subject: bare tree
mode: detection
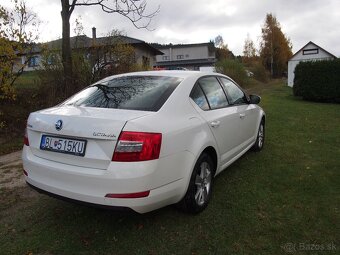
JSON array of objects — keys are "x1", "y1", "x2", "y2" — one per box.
[
  {"x1": 243, "y1": 33, "x2": 257, "y2": 64},
  {"x1": 60, "y1": 0, "x2": 159, "y2": 92}
]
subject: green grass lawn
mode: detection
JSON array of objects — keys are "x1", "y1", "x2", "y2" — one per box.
[
  {"x1": 0, "y1": 81, "x2": 339, "y2": 254},
  {"x1": 13, "y1": 71, "x2": 40, "y2": 89}
]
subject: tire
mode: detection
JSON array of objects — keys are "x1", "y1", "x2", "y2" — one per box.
[
  {"x1": 252, "y1": 120, "x2": 265, "y2": 151},
  {"x1": 177, "y1": 153, "x2": 214, "y2": 214}
]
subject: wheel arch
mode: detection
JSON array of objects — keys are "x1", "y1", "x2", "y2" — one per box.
[
  {"x1": 261, "y1": 113, "x2": 266, "y2": 124},
  {"x1": 201, "y1": 146, "x2": 218, "y2": 176},
  {"x1": 178, "y1": 143, "x2": 219, "y2": 202},
  {"x1": 176, "y1": 144, "x2": 219, "y2": 209}
]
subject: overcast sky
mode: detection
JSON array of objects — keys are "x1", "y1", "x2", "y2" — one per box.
[{"x1": 3, "y1": 0, "x2": 340, "y2": 56}]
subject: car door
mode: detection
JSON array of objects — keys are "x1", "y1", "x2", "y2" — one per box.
[
  {"x1": 219, "y1": 77, "x2": 258, "y2": 148},
  {"x1": 190, "y1": 76, "x2": 242, "y2": 166}
]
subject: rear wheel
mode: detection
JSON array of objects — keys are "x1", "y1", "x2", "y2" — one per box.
[
  {"x1": 178, "y1": 153, "x2": 214, "y2": 213},
  {"x1": 252, "y1": 120, "x2": 265, "y2": 151}
]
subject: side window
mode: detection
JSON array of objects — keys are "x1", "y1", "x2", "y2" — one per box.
[
  {"x1": 199, "y1": 77, "x2": 229, "y2": 109},
  {"x1": 220, "y1": 78, "x2": 247, "y2": 105},
  {"x1": 190, "y1": 85, "x2": 210, "y2": 110}
]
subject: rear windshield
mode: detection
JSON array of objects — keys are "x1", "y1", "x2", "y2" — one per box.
[{"x1": 62, "y1": 76, "x2": 183, "y2": 111}]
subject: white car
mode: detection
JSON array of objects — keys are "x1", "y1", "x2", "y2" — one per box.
[{"x1": 22, "y1": 71, "x2": 265, "y2": 214}]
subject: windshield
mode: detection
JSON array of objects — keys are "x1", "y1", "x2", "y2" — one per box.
[{"x1": 62, "y1": 76, "x2": 183, "y2": 111}]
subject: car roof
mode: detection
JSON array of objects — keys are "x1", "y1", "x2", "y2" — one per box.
[
  {"x1": 94, "y1": 71, "x2": 231, "y2": 88},
  {"x1": 105, "y1": 70, "x2": 220, "y2": 79}
]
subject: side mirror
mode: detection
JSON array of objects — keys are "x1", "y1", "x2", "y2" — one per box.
[{"x1": 249, "y1": 94, "x2": 261, "y2": 104}]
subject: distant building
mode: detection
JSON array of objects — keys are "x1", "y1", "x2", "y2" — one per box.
[
  {"x1": 154, "y1": 42, "x2": 216, "y2": 70},
  {"x1": 13, "y1": 45, "x2": 41, "y2": 72},
  {"x1": 14, "y1": 27, "x2": 163, "y2": 72},
  {"x1": 288, "y1": 41, "x2": 337, "y2": 87}
]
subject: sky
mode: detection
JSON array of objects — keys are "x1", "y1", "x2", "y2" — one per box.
[{"x1": 2, "y1": 0, "x2": 340, "y2": 56}]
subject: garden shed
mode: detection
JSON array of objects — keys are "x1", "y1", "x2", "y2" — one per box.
[{"x1": 288, "y1": 41, "x2": 336, "y2": 87}]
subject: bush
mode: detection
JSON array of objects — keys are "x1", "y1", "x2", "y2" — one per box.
[
  {"x1": 215, "y1": 59, "x2": 249, "y2": 87},
  {"x1": 248, "y1": 61, "x2": 270, "y2": 83},
  {"x1": 294, "y1": 59, "x2": 340, "y2": 103}
]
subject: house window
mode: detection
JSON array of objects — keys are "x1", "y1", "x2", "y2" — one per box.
[
  {"x1": 162, "y1": 56, "x2": 170, "y2": 61},
  {"x1": 28, "y1": 56, "x2": 39, "y2": 67},
  {"x1": 177, "y1": 55, "x2": 184, "y2": 59},
  {"x1": 185, "y1": 54, "x2": 189, "y2": 58},
  {"x1": 303, "y1": 49, "x2": 319, "y2": 55}
]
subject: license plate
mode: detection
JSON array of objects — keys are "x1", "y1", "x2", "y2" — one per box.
[{"x1": 40, "y1": 135, "x2": 87, "y2": 157}]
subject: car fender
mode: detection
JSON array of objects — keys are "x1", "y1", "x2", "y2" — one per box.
[
  {"x1": 254, "y1": 107, "x2": 266, "y2": 138},
  {"x1": 177, "y1": 121, "x2": 220, "y2": 201}
]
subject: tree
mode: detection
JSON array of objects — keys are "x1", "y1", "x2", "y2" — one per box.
[
  {"x1": 0, "y1": 0, "x2": 39, "y2": 100},
  {"x1": 90, "y1": 31, "x2": 137, "y2": 81},
  {"x1": 243, "y1": 34, "x2": 256, "y2": 64},
  {"x1": 60, "y1": 0, "x2": 159, "y2": 93},
  {"x1": 214, "y1": 35, "x2": 234, "y2": 61},
  {"x1": 39, "y1": 19, "x2": 142, "y2": 105},
  {"x1": 259, "y1": 13, "x2": 292, "y2": 77},
  {"x1": 214, "y1": 35, "x2": 224, "y2": 49}
]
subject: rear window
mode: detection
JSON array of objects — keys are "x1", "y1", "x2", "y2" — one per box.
[{"x1": 62, "y1": 76, "x2": 183, "y2": 111}]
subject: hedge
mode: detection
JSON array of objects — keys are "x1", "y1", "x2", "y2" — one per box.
[{"x1": 293, "y1": 59, "x2": 340, "y2": 103}]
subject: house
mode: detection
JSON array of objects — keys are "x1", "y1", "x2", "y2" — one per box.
[
  {"x1": 153, "y1": 42, "x2": 216, "y2": 70},
  {"x1": 11, "y1": 44, "x2": 41, "y2": 73},
  {"x1": 288, "y1": 41, "x2": 337, "y2": 87},
  {"x1": 15, "y1": 27, "x2": 163, "y2": 72}
]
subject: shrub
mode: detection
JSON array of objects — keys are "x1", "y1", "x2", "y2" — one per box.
[
  {"x1": 215, "y1": 59, "x2": 249, "y2": 87},
  {"x1": 293, "y1": 59, "x2": 340, "y2": 103},
  {"x1": 248, "y1": 61, "x2": 270, "y2": 83}
]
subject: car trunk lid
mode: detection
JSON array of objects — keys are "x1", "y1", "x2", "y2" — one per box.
[{"x1": 27, "y1": 106, "x2": 153, "y2": 169}]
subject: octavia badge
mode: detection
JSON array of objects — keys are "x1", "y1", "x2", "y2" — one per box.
[{"x1": 55, "y1": 120, "x2": 63, "y2": 131}]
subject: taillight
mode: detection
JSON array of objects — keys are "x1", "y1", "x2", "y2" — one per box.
[
  {"x1": 24, "y1": 127, "x2": 29, "y2": 146},
  {"x1": 112, "y1": 131, "x2": 162, "y2": 162}
]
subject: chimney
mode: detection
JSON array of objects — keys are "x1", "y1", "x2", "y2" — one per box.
[{"x1": 92, "y1": 27, "x2": 96, "y2": 45}]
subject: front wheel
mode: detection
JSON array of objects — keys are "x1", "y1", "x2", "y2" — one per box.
[
  {"x1": 252, "y1": 120, "x2": 265, "y2": 151},
  {"x1": 177, "y1": 153, "x2": 214, "y2": 213}
]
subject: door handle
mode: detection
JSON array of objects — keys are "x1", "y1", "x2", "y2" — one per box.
[
  {"x1": 210, "y1": 120, "x2": 220, "y2": 128},
  {"x1": 239, "y1": 113, "x2": 246, "y2": 119}
]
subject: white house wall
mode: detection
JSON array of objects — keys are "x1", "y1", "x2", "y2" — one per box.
[
  {"x1": 288, "y1": 60, "x2": 299, "y2": 87},
  {"x1": 290, "y1": 44, "x2": 334, "y2": 61},
  {"x1": 287, "y1": 43, "x2": 335, "y2": 87},
  {"x1": 156, "y1": 45, "x2": 210, "y2": 62}
]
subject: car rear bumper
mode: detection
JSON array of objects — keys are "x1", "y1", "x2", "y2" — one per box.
[
  {"x1": 26, "y1": 182, "x2": 135, "y2": 212},
  {"x1": 22, "y1": 146, "x2": 194, "y2": 213}
]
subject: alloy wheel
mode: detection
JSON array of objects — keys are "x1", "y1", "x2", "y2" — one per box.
[
  {"x1": 258, "y1": 124, "x2": 264, "y2": 148},
  {"x1": 194, "y1": 161, "x2": 212, "y2": 206}
]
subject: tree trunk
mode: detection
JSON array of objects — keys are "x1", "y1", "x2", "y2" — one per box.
[{"x1": 61, "y1": 0, "x2": 73, "y2": 97}]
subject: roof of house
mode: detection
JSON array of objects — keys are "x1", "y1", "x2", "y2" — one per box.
[
  {"x1": 45, "y1": 35, "x2": 163, "y2": 55},
  {"x1": 289, "y1": 41, "x2": 337, "y2": 60},
  {"x1": 152, "y1": 42, "x2": 215, "y2": 50}
]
